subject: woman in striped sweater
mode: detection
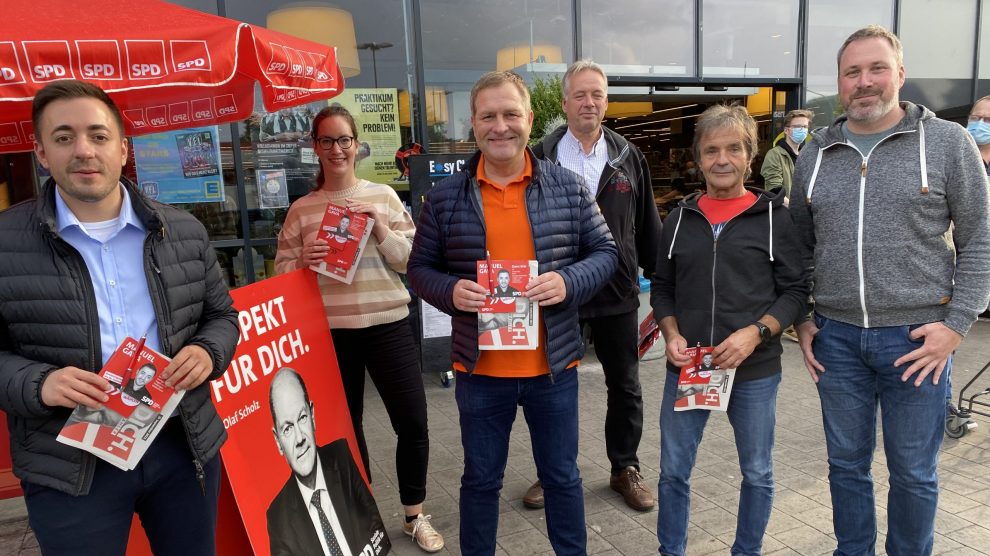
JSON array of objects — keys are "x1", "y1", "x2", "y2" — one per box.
[{"x1": 275, "y1": 105, "x2": 444, "y2": 553}]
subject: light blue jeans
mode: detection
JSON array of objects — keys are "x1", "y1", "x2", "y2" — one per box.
[
  {"x1": 657, "y1": 372, "x2": 780, "y2": 556},
  {"x1": 813, "y1": 314, "x2": 947, "y2": 556}
]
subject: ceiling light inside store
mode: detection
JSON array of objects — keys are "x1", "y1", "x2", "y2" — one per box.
[
  {"x1": 496, "y1": 43, "x2": 562, "y2": 71},
  {"x1": 267, "y1": 3, "x2": 360, "y2": 77}
]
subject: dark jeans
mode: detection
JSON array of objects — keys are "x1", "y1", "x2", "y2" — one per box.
[
  {"x1": 456, "y1": 369, "x2": 585, "y2": 556},
  {"x1": 813, "y1": 314, "x2": 946, "y2": 556},
  {"x1": 331, "y1": 316, "x2": 430, "y2": 506},
  {"x1": 585, "y1": 310, "x2": 644, "y2": 473},
  {"x1": 658, "y1": 374, "x2": 780, "y2": 556},
  {"x1": 23, "y1": 419, "x2": 220, "y2": 556}
]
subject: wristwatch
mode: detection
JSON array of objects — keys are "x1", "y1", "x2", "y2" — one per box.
[{"x1": 753, "y1": 322, "x2": 772, "y2": 347}]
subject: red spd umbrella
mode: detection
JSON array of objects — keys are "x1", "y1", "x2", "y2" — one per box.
[{"x1": 0, "y1": 0, "x2": 345, "y2": 153}]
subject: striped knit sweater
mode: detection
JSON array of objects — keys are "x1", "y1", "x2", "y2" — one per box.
[{"x1": 274, "y1": 179, "x2": 415, "y2": 329}]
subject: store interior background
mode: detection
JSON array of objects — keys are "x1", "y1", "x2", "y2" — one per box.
[{"x1": 1, "y1": 0, "x2": 987, "y2": 288}]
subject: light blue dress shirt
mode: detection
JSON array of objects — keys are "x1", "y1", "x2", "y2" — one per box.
[{"x1": 55, "y1": 185, "x2": 162, "y2": 366}]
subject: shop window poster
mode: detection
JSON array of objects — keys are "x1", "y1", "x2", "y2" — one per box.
[
  {"x1": 133, "y1": 126, "x2": 225, "y2": 204},
  {"x1": 331, "y1": 88, "x2": 403, "y2": 185}
]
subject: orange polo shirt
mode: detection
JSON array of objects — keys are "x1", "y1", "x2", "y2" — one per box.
[{"x1": 463, "y1": 153, "x2": 549, "y2": 378}]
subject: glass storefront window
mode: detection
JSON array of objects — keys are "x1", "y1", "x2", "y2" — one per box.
[
  {"x1": 581, "y1": 0, "x2": 695, "y2": 77},
  {"x1": 804, "y1": 0, "x2": 895, "y2": 127},
  {"x1": 420, "y1": 0, "x2": 574, "y2": 147},
  {"x1": 900, "y1": 0, "x2": 977, "y2": 112},
  {"x1": 701, "y1": 0, "x2": 799, "y2": 78},
  {"x1": 977, "y1": 0, "x2": 989, "y2": 97}
]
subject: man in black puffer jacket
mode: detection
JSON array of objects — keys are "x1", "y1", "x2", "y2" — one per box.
[
  {"x1": 0, "y1": 80, "x2": 238, "y2": 556},
  {"x1": 408, "y1": 71, "x2": 616, "y2": 556}
]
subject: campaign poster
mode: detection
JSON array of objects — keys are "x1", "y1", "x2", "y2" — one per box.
[
  {"x1": 212, "y1": 270, "x2": 391, "y2": 556},
  {"x1": 331, "y1": 88, "x2": 402, "y2": 185},
  {"x1": 133, "y1": 126, "x2": 224, "y2": 204}
]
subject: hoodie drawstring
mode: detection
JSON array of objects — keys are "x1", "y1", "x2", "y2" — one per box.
[
  {"x1": 918, "y1": 120, "x2": 929, "y2": 194},
  {"x1": 806, "y1": 148, "x2": 825, "y2": 204},
  {"x1": 768, "y1": 202, "x2": 774, "y2": 262},
  {"x1": 667, "y1": 209, "x2": 684, "y2": 259}
]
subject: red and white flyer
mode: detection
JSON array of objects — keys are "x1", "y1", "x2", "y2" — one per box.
[
  {"x1": 309, "y1": 202, "x2": 374, "y2": 284},
  {"x1": 477, "y1": 259, "x2": 539, "y2": 350},
  {"x1": 56, "y1": 337, "x2": 184, "y2": 470},
  {"x1": 673, "y1": 345, "x2": 736, "y2": 412}
]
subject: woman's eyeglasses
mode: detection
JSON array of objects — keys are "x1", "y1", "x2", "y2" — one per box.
[{"x1": 315, "y1": 135, "x2": 354, "y2": 150}]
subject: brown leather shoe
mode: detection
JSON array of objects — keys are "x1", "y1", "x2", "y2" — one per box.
[
  {"x1": 522, "y1": 480, "x2": 544, "y2": 509},
  {"x1": 610, "y1": 467, "x2": 655, "y2": 511}
]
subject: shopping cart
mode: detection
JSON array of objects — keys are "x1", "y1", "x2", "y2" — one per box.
[{"x1": 945, "y1": 361, "x2": 990, "y2": 438}]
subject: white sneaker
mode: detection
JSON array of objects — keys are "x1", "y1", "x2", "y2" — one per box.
[{"x1": 403, "y1": 513, "x2": 445, "y2": 553}]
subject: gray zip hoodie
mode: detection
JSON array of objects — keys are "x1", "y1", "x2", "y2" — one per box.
[{"x1": 790, "y1": 102, "x2": 990, "y2": 336}]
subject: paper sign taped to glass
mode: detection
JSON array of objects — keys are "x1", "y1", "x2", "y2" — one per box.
[{"x1": 477, "y1": 259, "x2": 539, "y2": 350}]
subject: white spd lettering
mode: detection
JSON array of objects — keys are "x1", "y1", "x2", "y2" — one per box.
[
  {"x1": 177, "y1": 58, "x2": 205, "y2": 70},
  {"x1": 171, "y1": 114, "x2": 189, "y2": 122},
  {"x1": 0, "y1": 136, "x2": 21, "y2": 144},
  {"x1": 32, "y1": 64, "x2": 66, "y2": 79},
  {"x1": 268, "y1": 62, "x2": 286, "y2": 72},
  {"x1": 149, "y1": 117, "x2": 166, "y2": 125},
  {"x1": 131, "y1": 63, "x2": 162, "y2": 77},
  {"x1": 217, "y1": 106, "x2": 236, "y2": 115},
  {"x1": 195, "y1": 110, "x2": 212, "y2": 119},
  {"x1": 0, "y1": 67, "x2": 16, "y2": 81},
  {"x1": 82, "y1": 63, "x2": 115, "y2": 78}
]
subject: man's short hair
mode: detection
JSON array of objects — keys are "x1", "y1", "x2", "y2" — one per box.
[
  {"x1": 31, "y1": 80, "x2": 125, "y2": 136},
  {"x1": 972, "y1": 96, "x2": 990, "y2": 113},
  {"x1": 783, "y1": 109, "x2": 815, "y2": 127},
  {"x1": 268, "y1": 368, "x2": 311, "y2": 428},
  {"x1": 498, "y1": 269, "x2": 510, "y2": 277},
  {"x1": 837, "y1": 25, "x2": 903, "y2": 69},
  {"x1": 562, "y1": 59, "x2": 608, "y2": 96},
  {"x1": 470, "y1": 71, "x2": 530, "y2": 116},
  {"x1": 692, "y1": 104, "x2": 759, "y2": 176}
]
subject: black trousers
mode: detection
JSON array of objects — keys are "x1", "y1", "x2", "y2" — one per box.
[
  {"x1": 24, "y1": 419, "x2": 220, "y2": 556},
  {"x1": 331, "y1": 316, "x2": 430, "y2": 506},
  {"x1": 585, "y1": 310, "x2": 644, "y2": 474}
]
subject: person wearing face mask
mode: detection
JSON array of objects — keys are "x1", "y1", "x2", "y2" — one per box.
[
  {"x1": 760, "y1": 109, "x2": 814, "y2": 201},
  {"x1": 968, "y1": 95, "x2": 990, "y2": 174}
]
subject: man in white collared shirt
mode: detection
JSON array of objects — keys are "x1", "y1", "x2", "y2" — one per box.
[
  {"x1": 266, "y1": 368, "x2": 389, "y2": 556},
  {"x1": 530, "y1": 60, "x2": 662, "y2": 512}
]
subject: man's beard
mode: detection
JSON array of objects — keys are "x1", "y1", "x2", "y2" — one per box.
[{"x1": 845, "y1": 89, "x2": 898, "y2": 125}]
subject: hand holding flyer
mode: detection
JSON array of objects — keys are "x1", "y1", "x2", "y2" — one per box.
[
  {"x1": 57, "y1": 337, "x2": 184, "y2": 470},
  {"x1": 477, "y1": 259, "x2": 539, "y2": 350},
  {"x1": 310, "y1": 202, "x2": 374, "y2": 284},
  {"x1": 673, "y1": 345, "x2": 736, "y2": 411}
]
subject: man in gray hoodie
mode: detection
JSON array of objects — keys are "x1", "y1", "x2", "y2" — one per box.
[{"x1": 790, "y1": 25, "x2": 990, "y2": 556}]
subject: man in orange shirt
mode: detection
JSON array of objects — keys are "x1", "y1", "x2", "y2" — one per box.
[{"x1": 408, "y1": 71, "x2": 617, "y2": 555}]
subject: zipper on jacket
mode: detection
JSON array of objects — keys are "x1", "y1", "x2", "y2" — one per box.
[
  {"x1": 144, "y1": 231, "x2": 172, "y2": 342},
  {"x1": 43, "y1": 232, "x2": 101, "y2": 494},
  {"x1": 857, "y1": 158, "x2": 869, "y2": 327},
  {"x1": 193, "y1": 457, "x2": 206, "y2": 495},
  {"x1": 833, "y1": 128, "x2": 914, "y2": 329}
]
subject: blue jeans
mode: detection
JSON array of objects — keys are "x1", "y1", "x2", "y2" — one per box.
[
  {"x1": 813, "y1": 315, "x2": 947, "y2": 556},
  {"x1": 23, "y1": 419, "x2": 220, "y2": 556},
  {"x1": 657, "y1": 372, "x2": 780, "y2": 556},
  {"x1": 456, "y1": 369, "x2": 585, "y2": 556}
]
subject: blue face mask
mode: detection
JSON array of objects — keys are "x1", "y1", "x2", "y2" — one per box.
[
  {"x1": 789, "y1": 127, "x2": 808, "y2": 144},
  {"x1": 967, "y1": 120, "x2": 990, "y2": 145}
]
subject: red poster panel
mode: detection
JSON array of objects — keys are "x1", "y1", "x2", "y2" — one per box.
[{"x1": 210, "y1": 269, "x2": 391, "y2": 556}]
